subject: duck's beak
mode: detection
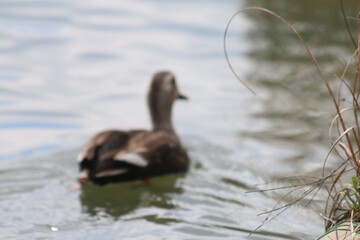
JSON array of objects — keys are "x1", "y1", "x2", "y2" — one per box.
[
  {"x1": 177, "y1": 93, "x2": 189, "y2": 100},
  {"x1": 78, "y1": 169, "x2": 89, "y2": 185}
]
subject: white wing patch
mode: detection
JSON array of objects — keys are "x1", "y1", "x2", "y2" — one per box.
[
  {"x1": 77, "y1": 150, "x2": 86, "y2": 163},
  {"x1": 95, "y1": 169, "x2": 128, "y2": 178},
  {"x1": 114, "y1": 148, "x2": 148, "y2": 167}
]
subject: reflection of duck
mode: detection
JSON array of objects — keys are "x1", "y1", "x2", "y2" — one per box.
[
  {"x1": 77, "y1": 71, "x2": 190, "y2": 185},
  {"x1": 80, "y1": 174, "x2": 182, "y2": 218}
]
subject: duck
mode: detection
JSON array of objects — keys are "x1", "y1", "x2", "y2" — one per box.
[{"x1": 77, "y1": 71, "x2": 190, "y2": 186}]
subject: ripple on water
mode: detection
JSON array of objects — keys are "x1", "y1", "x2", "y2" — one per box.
[
  {"x1": 0, "y1": 165, "x2": 61, "y2": 197},
  {"x1": 0, "y1": 0, "x2": 339, "y2": 238},
  {"x1": 0, "y1": 143, "x2": 319, "y2": 240}
]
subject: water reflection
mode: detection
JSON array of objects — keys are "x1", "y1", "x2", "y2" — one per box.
[
  {"x1": 242, "y1": 0, "x2": 357, "y2": 156},
  {"x1": 80, "y1": 174, "x2": 183, "y2": 219},
  {"x1": 237, "y1": 0, "x2": 358, "y2": 234},
  {"x1": 244, "y1": 0, "x2": 357, "y2": 93}
]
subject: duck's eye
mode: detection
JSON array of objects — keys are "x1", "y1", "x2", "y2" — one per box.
[{"x1": 170, "y1": 78, "x2": 176, "y2": 85}]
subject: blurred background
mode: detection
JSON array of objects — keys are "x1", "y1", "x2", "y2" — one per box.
[{"x1": 0, "y1": 0, "x2": 357, "y2": 239}]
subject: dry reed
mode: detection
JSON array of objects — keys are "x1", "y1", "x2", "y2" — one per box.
[{"x1": 224, "y1": 3, "x2": 360, "y2": 236}]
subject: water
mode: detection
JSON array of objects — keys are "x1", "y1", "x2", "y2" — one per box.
[{"x1": 0, "y1": 0, "x2": 357, "y2": 239}]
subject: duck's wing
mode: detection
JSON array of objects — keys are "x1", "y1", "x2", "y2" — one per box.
[
  {"x1": 111, "y1": 131, "x2": 189, "y2": 177},
  {"x1": 78, "y1": 130, "x2": 188, "y2": 185},
  {"x1": 77, "y1": 130, "x2": 149, "y2": 182},
  {"x1": 77, "y1": 130, "x2": 130, "y2": 164}
]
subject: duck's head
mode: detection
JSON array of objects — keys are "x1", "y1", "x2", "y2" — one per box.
[{"x1": 147, "y1": 71, "x2": 188, "y2": 132}]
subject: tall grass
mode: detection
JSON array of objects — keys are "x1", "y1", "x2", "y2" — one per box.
[{"x1": 224, "y1": 3, "x2": 360, "y2": 234}]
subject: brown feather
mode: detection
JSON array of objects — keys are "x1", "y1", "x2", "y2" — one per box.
[{"x1": 77, "y1": 71, "x2": 189, "y2": 185}]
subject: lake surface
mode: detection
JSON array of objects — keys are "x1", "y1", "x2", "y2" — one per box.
[{"x1": 0, "y1": 0, "x2": 357, "y2": 239}]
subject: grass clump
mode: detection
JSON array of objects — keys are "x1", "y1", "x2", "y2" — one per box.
[{"x1": 224, "y1": 1, "x2": 360, "y2": 236}]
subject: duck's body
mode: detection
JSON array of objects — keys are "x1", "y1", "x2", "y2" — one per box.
[{"x1": 77, "y1": 71, "x2": 189, "y2": 185}]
